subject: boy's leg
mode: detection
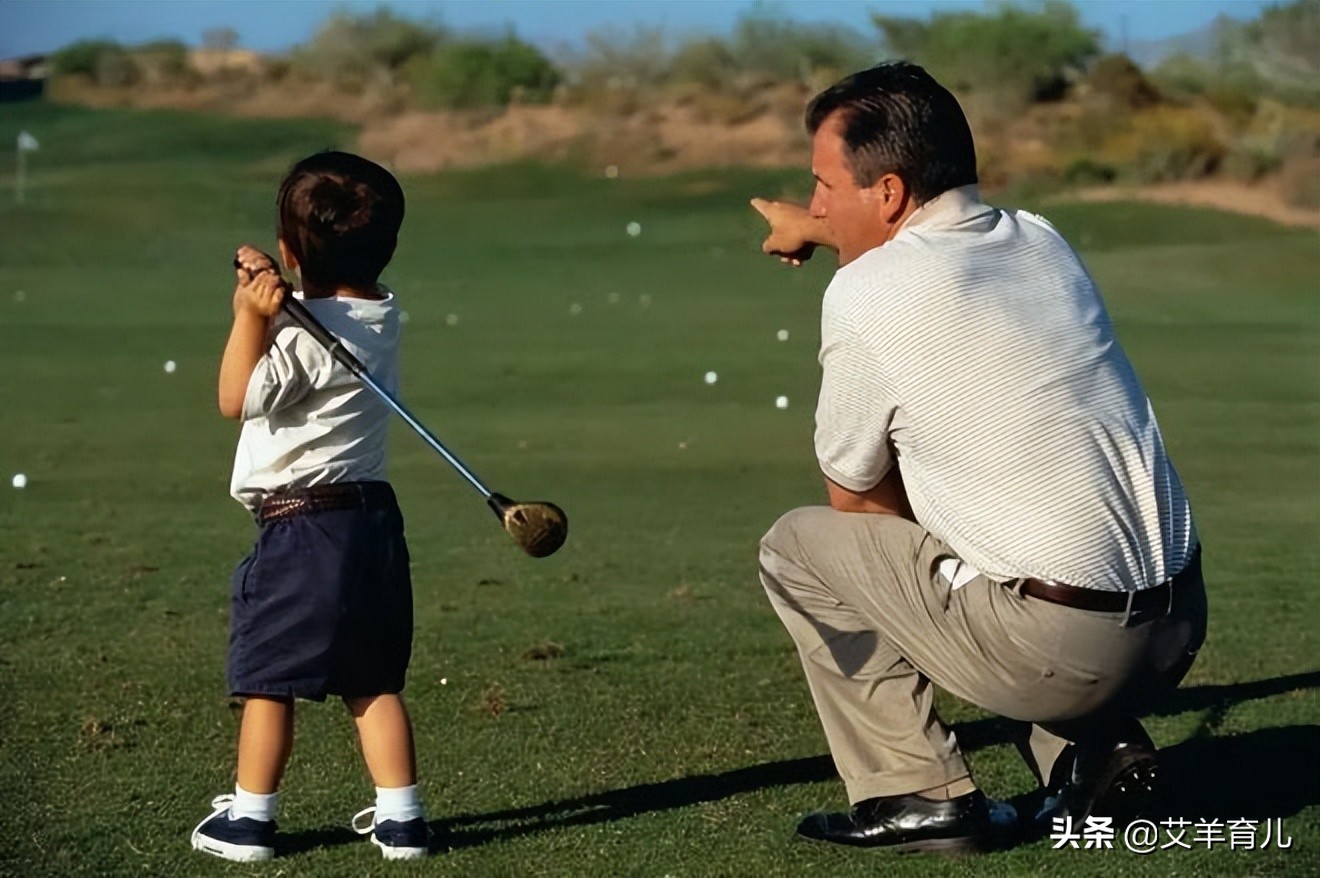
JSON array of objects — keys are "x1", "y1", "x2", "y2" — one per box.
[
  {"x1": 346, "y1": 693, "x2": 429, "y2": 859},
  {"x1": 345, "y1": 693, "x2": 417, "y2": 787},
  {"x1": 192, "y1": 695, "x2": 292, "y2": 862},
  {"x1": 237, "y1": 695, "x2": 296, "y2": 793}
]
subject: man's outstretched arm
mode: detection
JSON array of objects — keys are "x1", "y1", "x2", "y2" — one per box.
[{"x1": 750, "y1": 198, "x2": 837, "y2": 266}]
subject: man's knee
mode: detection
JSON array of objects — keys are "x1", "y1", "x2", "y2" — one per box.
[{"x1": 759, "y1": 506, "x2": 832, "y2": 565}]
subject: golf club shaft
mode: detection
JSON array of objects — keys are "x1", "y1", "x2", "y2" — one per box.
[{"x1": 282, "y1": 295, "x2": 494, "y2": 499}]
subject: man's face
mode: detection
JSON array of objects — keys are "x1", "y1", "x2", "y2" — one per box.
[{"x1": 808, "y1": 115, "x2": 893, "y2": 266}]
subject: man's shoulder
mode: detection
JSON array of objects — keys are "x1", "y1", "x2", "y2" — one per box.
[{"x1": 827, "y1": 234, "x2": 961, "y2": 310}]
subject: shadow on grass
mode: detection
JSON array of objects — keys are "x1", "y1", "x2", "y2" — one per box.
[
  {"x1": 276, "y1": 825, "x2": 360, "y2": 857},
  {"x1": 431, "y1": 670, "x2": 1320, "y2": 852}
]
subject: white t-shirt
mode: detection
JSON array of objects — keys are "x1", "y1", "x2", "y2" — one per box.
[
  {"x1": 814, "y1": 186, "x2": 1196, "y2": 592},
  {"x1": 230, "y1": 289, "x2": 401, "y2": 512}
]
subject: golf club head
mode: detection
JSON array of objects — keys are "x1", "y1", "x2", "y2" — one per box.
[{"x1": 487, "y1": 493, "x2": 568, "y2": 558}]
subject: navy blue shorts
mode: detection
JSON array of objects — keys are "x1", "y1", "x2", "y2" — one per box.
[{"x1": 227, "y1": 481, "x2": 413, "y2": 702}]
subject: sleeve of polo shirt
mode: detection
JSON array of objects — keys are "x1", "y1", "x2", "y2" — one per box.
[
  {"x1": 814, "y1": 307, "x2": 896, "y2": 492},
  {"x1": 240, "y1": 324, "x2": 339, "y2": 420}
]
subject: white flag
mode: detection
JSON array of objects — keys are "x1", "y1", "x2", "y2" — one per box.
[{"x1": 17, "y1": 131, "x2": 39, "y2": 152}]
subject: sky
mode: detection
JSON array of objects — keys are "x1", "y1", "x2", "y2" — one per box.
[{"x1": 0, "y1": 0, "x2": 1280, "y2": 59}]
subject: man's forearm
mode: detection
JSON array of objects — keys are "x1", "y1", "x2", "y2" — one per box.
[
  {"x1": 825, "y1": 469, "x2": 912, "y2": 519},
  {"x1": 799, "y1": 214, "x2": 837, "y2": 251}
]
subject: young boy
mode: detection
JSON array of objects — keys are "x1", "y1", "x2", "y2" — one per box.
[{"x1": 191, "y1": 151, "x2": 428, "y2": 862}]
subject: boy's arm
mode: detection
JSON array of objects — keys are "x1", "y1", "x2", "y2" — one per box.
[{"x1": 218, "y1": 266, "x2": 287, "y2": 418}]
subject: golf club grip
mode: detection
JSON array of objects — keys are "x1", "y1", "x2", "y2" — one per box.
[{"x1": 281, "y1": 295, "x2": 366, "y2": 377}]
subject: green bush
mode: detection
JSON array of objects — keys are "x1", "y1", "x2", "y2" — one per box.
[
  {"x1": 408, "y1": 35, "x2": 559, "y2": 109},
  {"x1": 134, "y1": 38, "x2": 191, "y2": 84},
  {"x1": 1154, "y1": 2, "x2": 1320, "y2": 109},
  {"x1": 50, "y1": 39, "x2": 135, "y2": 83},
  {"x1": 729, "y1": 6, "x2": 875, "y2": 83},
  {"x1": 1063, "y1": 157, "x2": 1117, "y2": 185},
  {"x1": 1086, "y1": 54, "x2": 1161, "y2": 110},
  {"x1": 294, "y1": 8, "x2": 443, "y2": 86},
  {"x1": 874, "y1": 0, "x2": 1099, "y2": 108},
  {"x1": 670, "y1": 38, "x2": 740, "y2": 90},
  {"x1": 568, "y1": 25, "x2": 672, "y2": 91}
]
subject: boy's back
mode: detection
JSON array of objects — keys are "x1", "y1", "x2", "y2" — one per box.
[{"x1": 231, "y1": 292, "x2": 401, "y2": 510}]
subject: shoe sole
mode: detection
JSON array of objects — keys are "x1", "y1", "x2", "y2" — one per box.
[
  {"x1": 892, "y1": 835, "x2": 991, "y2": 856},
  {"x1": 371, "y1": 836, "x2": 429, "y2": 860},
  {"x1": 798, "y1": 831, "x2": 992, "y2": 856},
  {"x1": 190, "y1": 833, "x2": 274, "y2": 862},
  {"x1": 1092, "y1": 755, "x2": 1158, "y2": 823}
]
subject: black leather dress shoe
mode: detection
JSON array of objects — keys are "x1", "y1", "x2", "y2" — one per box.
[
  {"x1": 1034, "y1": 720, "x2": 1158, "y2": 829},
  {"x1": 796, "y1": 790, "x2": 1016, "y2": 854}
]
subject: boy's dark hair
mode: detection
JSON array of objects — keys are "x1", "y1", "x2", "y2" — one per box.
[
  {"x1": 805, "y1": 62, "x2": 977, "y2": 204},
  {"x1": 277, "y1": 151, "x2": 405, "y2": 288}
]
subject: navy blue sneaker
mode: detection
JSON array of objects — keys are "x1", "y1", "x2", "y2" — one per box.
[
  {"x1": 190, "y1": 795, "x2": 276, "y2": 862},
  {"x1": 352, "y1": 806, "x2": 430, "y2": 860}
]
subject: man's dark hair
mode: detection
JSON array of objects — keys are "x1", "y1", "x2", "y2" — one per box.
[
  {"x1": 805, "y1": 62, "x2": 977, "y2": 203},
  {"x1": 277, "y1": 151, "x2": 405, "y2": 288}
]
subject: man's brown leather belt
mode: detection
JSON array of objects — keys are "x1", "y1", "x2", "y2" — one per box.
[
  {"x1": 1017, "y1": 577, "x2": 1171, "y2": 613},
  {"x1": 258, "y1": 482, "x2": 389, "y2": 525}
]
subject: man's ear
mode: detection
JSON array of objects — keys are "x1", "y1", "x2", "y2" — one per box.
[
  {"x1": 876, "y1": 173, "x2": 910, "y2": 224},
  {"x1": 277, "y1": 238, "x2": 298, "y2": 273}
]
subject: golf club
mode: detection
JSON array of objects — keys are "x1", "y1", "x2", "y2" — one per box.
[{"x1": 234, "y1": 257, "x2": 568, "y2": 557}]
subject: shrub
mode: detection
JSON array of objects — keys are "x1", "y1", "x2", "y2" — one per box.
[
  {"x1": 670, "y1": 38, "x2": 740, "y2": 90},
  {"x1": 50, "y1": 39, "x2": 136, "y2": 84},
  {"x1": 294, "y1": 8, "x2": 443, "y2": 86},
  {"x1": 408, "y1": 35, "x2": 559, "y2": 109},
  {"x1": 1085, "y1": 54, "x2": 1161, "y2": 110},
  {"x1": 567, "y1": 25, "x2": 672, "y2": 91},
  {"x1": 729, "y1": 7, "x2": 875, "y2": 85},
  {"x1": 1102, "y1": 106, "x2": 1226, "y2": 182},
  {"x1": 874, "y1": 0, "x2": 1099, "y2": 109},
  {"x1": 1063, "y1": 157, "x2": 1118, "y2": 185},
  {"x1": 134, "y1": 39, "x2": 191, "y2": 85}
]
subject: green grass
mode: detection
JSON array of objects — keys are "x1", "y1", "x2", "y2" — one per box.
[{"x1": 0, "y1": 103, "x2": 1317, "y2": 876}]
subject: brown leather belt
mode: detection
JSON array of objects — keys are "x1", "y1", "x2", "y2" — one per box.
[
  {"x1": 1017, "y1": 577, "x2": 1171, "y2": 613},
  {"x1": 258, "y1": 482, "x2": 392, "y2": 525},
  {"x1": 1015, "y1": 547, "x2": 1201, "y2": 613}
]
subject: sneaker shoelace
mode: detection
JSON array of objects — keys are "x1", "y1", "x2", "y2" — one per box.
[
  {"x1": 351, "y1": 805, "x2": 378, "y2": 836},
  {"x1": 208, "y1": 794, "x2": 236, "y2": 819}
]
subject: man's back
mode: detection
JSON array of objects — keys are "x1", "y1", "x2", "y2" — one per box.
[{"x1": 817, "y1": 186, "x2": 1196, "y2": 590}]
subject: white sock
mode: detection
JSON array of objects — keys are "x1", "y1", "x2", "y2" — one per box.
[
  {"x1": 375, "y1": 784, "x2": 424, "y2": 823},
  {"x1": 230, "y1": 784, "x2": 279, "y2": 823}
]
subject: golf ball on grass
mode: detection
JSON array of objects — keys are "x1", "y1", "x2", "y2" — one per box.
[
  {"x1": 163, "y1": 360, "x2": 177, "y2": 374},
  {"x1": 11, "y1": 473, "x2": 27, "y2": 489},
  {"x1": 445, "y1": 313, "x2": 459, "y2": 326},
  {"x1": 777, "y1": 329, "x2": 790, "y2": 342},
  {"x1": 626, "y1": 221, "x2": 642, "y2": 237},
  {"x1": 775, "y1": 395, "x2": 790, "y2": 410},
  {"x1": 704, "y1": 371, "x2": 718, "y2": 385}
]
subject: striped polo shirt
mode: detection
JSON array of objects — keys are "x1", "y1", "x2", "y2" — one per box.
[{"x1": 814, "y1": 185, "x2": 1197, "y2": 592}]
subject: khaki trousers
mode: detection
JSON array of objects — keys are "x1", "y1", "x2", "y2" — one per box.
[{"x1": 759, "y1": 506, "x2": 1206, "y2": 804}]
